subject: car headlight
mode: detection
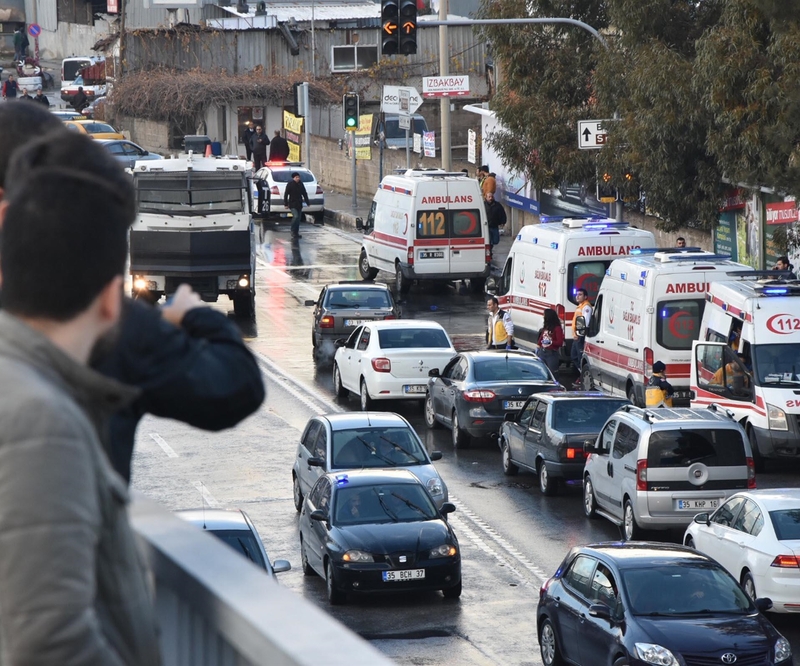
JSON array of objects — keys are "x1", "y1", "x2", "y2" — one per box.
[
  {"x1": 775, "y1": 636, "x2": 792, "y2": 662},
  {"x1": 427, "y1": 477, "x2": 443, "y2": 497},
  {"x1": 634, "y1": 643, "x2": 679, "y2": 666},
  {"x1": 768, "y1": 404, "x2": 788, "y2": 431},
  {"x1": 430, "y1": 544, "x2": 458, "y2": 558},
  {"x1": 343, "y1": 550, "x2": 374, "y2": 563}
]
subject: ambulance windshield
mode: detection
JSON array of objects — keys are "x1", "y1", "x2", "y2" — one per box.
[{"x1": 753, "y1": 344, "x2": 800, "y2": 386}]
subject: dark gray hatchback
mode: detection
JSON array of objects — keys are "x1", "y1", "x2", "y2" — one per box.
[{"x1": 498, "y1": 392, "x2": 629, "y2": 495}]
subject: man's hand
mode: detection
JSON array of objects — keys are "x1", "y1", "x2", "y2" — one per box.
[{"x1": 161, "y1": 284, "x2": 205, "y2": 327}]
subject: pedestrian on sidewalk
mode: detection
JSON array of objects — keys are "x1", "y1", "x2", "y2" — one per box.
[
  {"x1": 486, "y1": 296, "x2": 514, "y2": 349},
  {"x1": 20, "y1": 29, "x2": 29, "y2": 61},
  {"x1": 570, "y1": 288, "x2": 593, "y2": 386},
  {"x1": 249, "y1": 125, "x2": 269, "y2": 169},
  {"x1": 71, "y1": 86, "x2": 88, "y2": 112},
  {"x1": 241, "y1": 121, "x2": 255, "y2": 162},
  {"x1": 536, "y1": 308, "x2": 564, "y2": 375},
  {"x1": 2, "y1": 75, "x2": 18, "y2": 101},
  {"x1": 33, "y1": 87, "x2": 50, "y2": 106},
  {"x1": 484, "y1": 190, "x2": 506, "y2": 252},
  {"x1": 285, "y1": 171, "x2": 309, "y2": 240},
  {"x1": 12, "y1": 28, "x2": 22, "y2": 62},
  {"x1": 269, "y1": 130, "x2": 290, "y2": 162}
]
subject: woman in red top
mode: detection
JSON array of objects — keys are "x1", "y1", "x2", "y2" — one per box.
[{"x1": 537, "y1": 308, "x2": 564, "y2": 376}]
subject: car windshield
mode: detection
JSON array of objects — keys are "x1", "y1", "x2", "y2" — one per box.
[
  {"x1": 753, "y1": 343, "x2": 800, "y2": 386},
  {"x1": 770, "y1": 508, "x2": 800, "y2": 540},
  {"x1": 622, "y1": 564, "x2": 753, "y2": 615},
  {"x1": 85, "y1": 122, "x2": 116, "y2": 133},
  {"x1": 324, "y1": 290, "x2": 391, "y2": 310},
  {"x1": 270, "y1": 169, "x2": 314, "y2": 183},
  {"x1": 646, "y1": 429, "x2": 746, "y2": 468},
  {"x1": 136, "y1": 171, "x2": 245, "y2": 215},
  {"x1": 334, "y1": 483, "x2": 438, "y2": 525},
  {"x1": 331, "y1": 426, "x2": 426, "y2": 468},
  {"x1": 473, "y1": 357, "x2": 551, "y2": 382},
  {"x1": 378, "y1": 328, "x2": 450, "y2": 349},
  {"x1": 206, "y1": 529, "x2": 267, "y2": 571},
  {"x1": 552, "y1": 399, "x2": 628, "y2": 433}
]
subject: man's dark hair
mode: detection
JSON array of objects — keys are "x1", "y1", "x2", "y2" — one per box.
[
  {"x1": 576, "y1": 288, "x2": 589, "y2": 298},
  {"x1": 777, "y1": 255, "x2": 790, "y2": 266},
  {"x1": 480, "y1": 165, "x2": 489, "y2": 172},
  {"x1": 488, "y1": 296, "x2": 499, "y2": 306},
  {"x1": 0, "y1": 103, "x2": 64, "y2": 188},
  {"x1": 1, "y1": 132, "x2": 135, "y2": 320}
]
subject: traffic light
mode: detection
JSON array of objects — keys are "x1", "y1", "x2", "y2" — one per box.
[
  {"x1": 596, "y1": 171, "x2": 617, "y2": 203},
  {"x1": 381, "y1": 0, "x2": 399, "y2": 55},
  {"x1": 343, "y1": 93, "x2": 360, "y2": 131},
  {"x1": 399, "y1": 0, "x2": 417, "y2": 55},
  {"x1": 620, "y1": 170, "x2": 641, "y2": 203}
]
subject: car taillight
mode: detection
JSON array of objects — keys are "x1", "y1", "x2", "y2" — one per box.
[
  {"x1": 371, "y1": 358, "x2": 391, "y2": 372},
  {"x1": 407, "y1": 246, "x2": 414, "y2": 267},
  {"x1": 565, "y1": 448, "x2": 581, "y2": 459},
  {"x1": 771, "y1": 555, "x2": 800, "y2": 568},
  {"x1": 383, "y1": 315, "x2": 396, "y2": 320},
  {"x1": 644, "y1": 347, "x2": 654, "y2": 376},
  {"x1": 320, "y1": 315, "x2": 334, "y2": 329},
  {"x1": 463, "y1": 389, "x2": 496, "y2": 403},
  {"x1": 485, "y1": 244, "x2": 492, "y2": 263},
  {"x1": 636, "y1": 459, "x2": 647, "y2": 491},
  {"x1": 540, "y1": 577, "x2": 553, "y2": 600},
  {"x1": 747, "y1": 457, "x2": 756, "y2": 489},
  {"x1": 271, "y1": 186, "x2": 280, "y2": 195},
  {"x1": 316, "y1": 186, "x2": 324, "y2": 195}
]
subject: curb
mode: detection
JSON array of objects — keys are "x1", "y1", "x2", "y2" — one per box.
[{"x1": 323, "y1": 208, "x2": 362, "y2": 232}]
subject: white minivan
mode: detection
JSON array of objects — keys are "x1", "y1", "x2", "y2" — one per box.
[{"x1": 357, "y1": 169, "x2": 490, "y2": 294}]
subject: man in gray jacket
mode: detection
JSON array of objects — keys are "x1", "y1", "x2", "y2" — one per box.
[{"x1": 0, "y1": 132, "x2": 161, "y2": 664}]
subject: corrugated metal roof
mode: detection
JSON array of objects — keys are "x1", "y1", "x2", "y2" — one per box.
[{"x1": 208, "y1": 2, "x2": 379, "y2": 25}]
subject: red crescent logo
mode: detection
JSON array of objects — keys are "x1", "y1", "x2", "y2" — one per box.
[
  {"x1": 668, "y1": 310, "x2": 695, "y2": 339},
  {"x1": 766, "y1": 313, "x2": 796, "y2": 335}
]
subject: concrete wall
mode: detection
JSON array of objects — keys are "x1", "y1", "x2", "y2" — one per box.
[
  {"x1": 118, "y1": 116, "x2": 170, "y2": 154},
  {"x1": 37, "y1": 20, "x2": 111, "y2": 61}
]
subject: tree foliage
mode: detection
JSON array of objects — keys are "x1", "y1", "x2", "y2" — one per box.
[{"x1": 481, "y1": 0, "x2": 800, "y2": 231}]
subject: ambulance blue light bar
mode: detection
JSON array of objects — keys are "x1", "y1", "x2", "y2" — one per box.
[
  {"x1": 631, "y1": 247, "x2": 702, "y2": 255},
  {"x1": 763, "y1": 288, "x2": 788, "y2": 295},
  {"x1": 583, "y1": 222, "x2": 630, "y2": 230}
]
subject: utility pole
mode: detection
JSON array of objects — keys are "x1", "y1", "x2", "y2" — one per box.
[
  {"x1": 438, "y1": 0, "x2": 451, "y2": 171},
  {"x1": 119, "y1": 0, "x2": 127, "y2": 78}
]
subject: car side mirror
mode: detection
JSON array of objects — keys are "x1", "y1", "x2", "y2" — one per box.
[
  {"x1": 304, "y1": 299, "x2": 316, "y2": 306},
  {"x1": 440, "y1": 502, "x2": 456, "y2": 515},
  {"x1": 485, "y1": 277, "x2": 497, "y2": 294},
  {"x1": 307, "y1": 457, "x2": 324, "y2": 468},
  {"x1": 588, "y1": 603, "x2": 612, "y2": 620},
  {"x1": 143, "y1": 150, "x2": 149, "y2": 155},
  {"x1": 356, "y1": 217, "x2": 364, "y2": 230},
  {"x1": 430, "y1": 451, "x2": 443, "y2": 461},
  {"x1": 575, "y1": 316, "x2": 587, "y2": 336},
  {"x1": 334, "y1": 339, "x2": 346, "y2": 348},
  {"x1": 428, "y1": 368, "x2": 440, "y2": 377},
  {"x1": 584, "y1": 442, "x2": 599, "y2": 454},
  {"x1": 272, "y1": 559, "x2": 291, "y2": 574},
  {"x1": 755, "y1": 597, "x2": 773, "y2": 613},
  {"x1": 693, "y1": 512, "x2": 710, "y2": 526},
  {"x1": 504, "y1": 412, "x2": 516, "y2": 422},
  {"x1": 310, "y1": 509, "x2": 327, "y2": 522}
]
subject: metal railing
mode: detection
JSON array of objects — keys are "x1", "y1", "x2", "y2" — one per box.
[{"x1": 130, "y1": 496, "x2": 394, "y2": 666}]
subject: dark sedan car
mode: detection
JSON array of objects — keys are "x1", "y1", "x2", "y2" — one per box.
[
  {"x1": 537, "y1": 542, "x2": 792, "y2": 666},
  {"x1": 305, "y1": 281, "x2": 399, "y2": 365},
  {"x1": 299, "y1": 469, "x2": 461, "y2": 605},
  {"x1": 499, "y1": 392, "x2": 629, "y2": 495},
  {"x1": 424, "y1": 350, "x2": 562, "y2": 449}
]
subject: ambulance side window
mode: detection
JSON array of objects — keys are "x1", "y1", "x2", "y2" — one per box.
[
  {"x1": 365, "y1": 201, "x2": 376, "y2": 230},
  {"x1": 586, "y1": 295, "x2": 602, "y2": 337},
  {"x1": 657, "y1": 299, "x2": 704, "y2": 350},
  {"x1": 496, "y1": 258, "x2": 512, "y2": 296},
  {"x1": 706, "y1": 329, "x2": 727, "y2": 344},
  {"x1": 567, "y1": 261, "x2": 607, "y2": 305}
]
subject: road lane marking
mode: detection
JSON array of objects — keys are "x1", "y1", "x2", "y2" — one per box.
[
  {"x1": 191, "y1": 481, "x2": 220, "y2": 508},
  {"x1": 149, "y1": 432, "x2": 178, "y2": 458}
]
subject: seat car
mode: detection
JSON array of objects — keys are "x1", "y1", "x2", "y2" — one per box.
[
  {"x1": 499, "y1": 392, "x2": 630, "y2": 495},
  {"x1": 251, "y1": 162, "x2": 325, "y2": 224},
  {"x1": 50, "y1": 109, "x2": 85, "y2": 121},
  {"x1": 333, "y1": 320, "x2": 456, "y2": 411},
  {"x1": 684, "y1": 488, "x2": 800, "y2": 613},
  {"x1": 97, "y1": 139, "x2": 164, "y2": 170},
  {"x1": 63, "y1": 119, "x2": 125, "y2": 140},
  {"x1": 305, "y1": 281, "x2": 399, "y2": 365},
  {"x1": 424, "y1": 350, "x2": 562, "y2": 449},
  {"x1": 292, "y1": 412, "x2": 447, "y2": 511},
  {"x1": 583, "y1": 405, "x2": 756, "y2": 540},
  {"x1": 299, "y1": 469, "x2": 461, "y2": 604},
  {"x1": 175, "y1": 508, "x2": 291, "y2": 578},
  {"x1": 537, "y1": 542, "x2": 791, "y2": 666}
]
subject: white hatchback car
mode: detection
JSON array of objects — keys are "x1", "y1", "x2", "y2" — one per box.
[
  {"x1": 333, "y1": 320, "x2": 456, "y2": 411},
  {"x1": 684, "y1": 489, "x2": 800, "y2": 613},
  {"x1": 252, "y1": 162, "x2": 325, "y2": 223}
]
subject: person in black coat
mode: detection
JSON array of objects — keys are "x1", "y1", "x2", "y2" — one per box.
[
  {"x1": 485, "y1": 190, "x2": 507, "y2": 251},
  {"x1": 241, "y1": 122, "x2": 255, "y2": 161},
  {"x1": 269, "y1": 130, "x2": 290, "y2": 162},
  {"x1": 33, "y1": 88, "x2": 50, "y2": 106},
  {"x1": 249, "y1": 125, "x2": 269, "y2": 169},
  {"x1": 71, "y1": 86, "x2": 89, "y2": 112},
  {"x1": 284, "y1": 171, "x2": 309, "y2": 239},
  {"x1": 0, "y1": 104, "x2": 266, "y2": 484}
]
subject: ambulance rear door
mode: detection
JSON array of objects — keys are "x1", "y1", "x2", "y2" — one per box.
[
  {"x1": 445, "y1": 179, "x2": 486, "y2": 275},
  {"x1": 412, "y1": 182, "x2": 450, "y2": 276}
]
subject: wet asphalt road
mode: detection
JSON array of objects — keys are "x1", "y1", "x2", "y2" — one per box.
[{"x1": 132, "y1": 219, "x2": 800, "y2": 665}]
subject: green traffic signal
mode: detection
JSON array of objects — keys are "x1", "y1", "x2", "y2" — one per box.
[{"x1": 343, "y1": 92, "x2": 360, "y2": 131}]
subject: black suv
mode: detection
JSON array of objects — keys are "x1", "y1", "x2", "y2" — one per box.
[
  {"x1": 498, "y1": 392, "x2": 630, "y2": 495},
  {"x1": 306, "y1": 281, "x2": 400, "y2": 365}
]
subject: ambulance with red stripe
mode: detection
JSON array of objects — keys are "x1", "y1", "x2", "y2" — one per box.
[
  {"x1": 580, "y1": 251, "x2": 752, "y2": 406},
  {"x1": 488, "y1": 217, "x2": 655, "y2": 354},
  {"x1": 691, "y1": 277, "x2": 800, "y2": 468},
  {"x1": 356, "y1": 169, "x2": 490, "y2": 294}
]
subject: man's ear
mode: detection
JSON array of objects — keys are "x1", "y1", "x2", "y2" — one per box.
[
  {"x1": 97, "y1": 275, "x2": 124, "y2": 326},
  {"x1": 0, "y1": 196, "x2": 7, "y2": 229}
]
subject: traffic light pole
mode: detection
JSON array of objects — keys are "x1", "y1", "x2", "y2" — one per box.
[
  {"x1": 421, "y1": 17, "x2": 608, "y2": 48},
  {"x1": 438, "y1": 0, "x2": 451, "y2": 171},
  {"x1": 351, "y1": 129, "x2": 358, "y2": 211}
]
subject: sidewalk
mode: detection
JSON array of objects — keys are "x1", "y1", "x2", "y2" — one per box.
[{"x1": 321, "y1": 188, "x2": 514, "y2": 273}]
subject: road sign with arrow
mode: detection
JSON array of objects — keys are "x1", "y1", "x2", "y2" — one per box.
[{"x1": 578, "y1": 120, "x2": 611, "y2": 150}]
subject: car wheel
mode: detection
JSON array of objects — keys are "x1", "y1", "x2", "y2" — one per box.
[
  {"x1": 469, "y1": 277, "x2": 486, "y2": 293},
  {"x1": 583, "y1": 476, "x2": 597, "y2": 518},
  {"x1": 501, "y1": 440, "x2": 519, "y2": 476},
  {"x1": 326, "y1": 560, "x2": 346, "y2": 605},
  {"x1": 539, "y1": 461, "x2": 558, "y2": 496},
  {"x1": 742, "y1": 571, "x2": 757, "y2": 602},
  {"x1": 332, "y1": 364, "x2": 348, "y2": 399},
  {"x1": 539, "y1": 618, "x2": 565, "y2": 666},
  {"x1": 359, "y1": 249, "x2": 378, "y2": 280},
  {"x1": 360, "y1": 379, "x2": 374, "y2": 411},
  {"x1": 612, "y1": 658, "x2": 630, "y2": 666},
  {"x1": 747, "y1": 425, "x2": 766, "y2": 473},
  {"x1": 441, "y1": 580, "x2": 462, "y2": 600},
  {"x1": 452, "y1": 410, "x2": 471, "y2": 449},
  {"x1": 684, "y1": 535, "x2": 695, "y2": 549},
  {"x1": 581, "y1": 365, "x2": 594, "y2": 391},
  {"x1": 233, "y1": 290, "x2": 255, "y2": 319},
  {"x1": 626, "y1": 383, "x2": 641, "y2": 407},
  {"x1": 623, "y1": 498, "x2": 643, "y2": 540},
  {"x1": 312, "y1": 210, "x2": 325, "y2": 224},
  {"x1": 292, "y1": 474, "x2": 303, "y2": 512},
  {"x1": 424, "y1": 392, "x2": 440, "y2": 429},
  {"x1": 300, "y1": 537, "x2": 314, "y2": 576},
  {"x1": 395, "y1": 263, "x2": 411, "y2": 295}
]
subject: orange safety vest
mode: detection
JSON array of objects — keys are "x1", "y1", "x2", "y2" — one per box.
[
  {"x1": 572, "y1": 303, "x2": 592, "y2": 337},
  {"x1": 488, "y1": 311, "x2": 510, "y2": 345}
]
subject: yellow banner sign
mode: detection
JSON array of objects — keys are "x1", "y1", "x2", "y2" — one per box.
[
  {"x1": 283, "y1": 111, "x2": 305, "y2": 135},
  {"x1": 354, "y1": 113, "x2": 374, "y2": 160},
  {"x1": 287, "y1": 142, "x2": 301, "y2": 163}
]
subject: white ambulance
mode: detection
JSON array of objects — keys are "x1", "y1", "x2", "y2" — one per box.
[
  {"x1": 691, "y1": 276, "x2": 800, "y2": 468},
  {"x1": 581, "y1": 251, "x2": 753, "y2": 406},
  {"x1": 488, "y1": 218, "x2": 656, "y2": 353},
  {"x1": 356, "y1": 169, "x2": 490, "y2": 294}
]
